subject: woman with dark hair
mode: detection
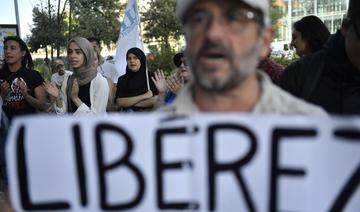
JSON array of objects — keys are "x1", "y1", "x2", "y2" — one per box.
[
  {"x1": 115, "y1": 47, "x2": 159, "y2": 112},
  {"x1": 0, "y1": 36, "x2": 46, "y2": 121},
  {"x1": 44, "y1": 37, "x2": 109, "y2": 115},
  {"x1": 291, "y1": 15, "x2": 331, "y2": 57}
]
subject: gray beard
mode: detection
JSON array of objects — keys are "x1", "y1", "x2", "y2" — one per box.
[{"x1": 190, "y1": 41, "x2": 262, "y2": 93}]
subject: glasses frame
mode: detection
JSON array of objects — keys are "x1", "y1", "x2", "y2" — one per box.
[{"x1": 185, "y1": 7, "x2": 263, "y2": 35}]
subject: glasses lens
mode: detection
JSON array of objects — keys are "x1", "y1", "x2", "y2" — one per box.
[{"x1": 187, "y1": 7, "x2": 260, "y2": 34}]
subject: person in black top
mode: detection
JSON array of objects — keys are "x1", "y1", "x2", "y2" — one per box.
[
  {"x1": 115, "y1": 47, "x2": 159, "y2": 112},
  {"x1": 277, "y1": 0, "x2": 360, "y2": 115},
  {"x1": 0, "y1": 36, "x2": 46, "y2": 122},
  {"x1": 290, "y1": 15, "x2": 330, "y2": 58}
]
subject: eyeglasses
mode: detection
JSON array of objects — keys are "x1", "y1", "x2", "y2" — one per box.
[
  {"x1": 185, "y1": 7, "x2": 262, "y2": 34},
  {"x1": 350, "y1": 19, "x2": 360, "y2": 40},
  {"x1": 56, "y1": 64, "x2": 64, "y2": 69}
]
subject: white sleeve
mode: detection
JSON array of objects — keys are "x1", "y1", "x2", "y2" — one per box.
[{"x1": 54, "y1": 75, "x2": 69, "y2": 115}]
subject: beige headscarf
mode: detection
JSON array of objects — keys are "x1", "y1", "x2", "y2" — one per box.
[{"x1": 66, "y1": 37, "x2": 97, "y2": 111}]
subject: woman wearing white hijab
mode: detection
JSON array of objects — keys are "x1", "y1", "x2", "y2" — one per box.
[{"x1": 44, "y1": 37, "x2": 109, "y2": 115}]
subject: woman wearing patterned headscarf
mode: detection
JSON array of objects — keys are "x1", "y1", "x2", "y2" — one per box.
[
  {"x1": 44, "y1": 37, "x2": 109, "y2": 115},
  {"x1": 115, "y1": 47, "x2": 159, "y2": 112}
]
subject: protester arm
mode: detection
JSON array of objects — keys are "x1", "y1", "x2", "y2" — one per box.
[
  {"x1": 116, "y1": 90, "x2": 153, "y2": 108},
  {"x1": 24, "y1": 85, "x2": 46, "y2": 111},
  {"x1": 134, "y1": 95, "x2": 158, "y2": 107}
]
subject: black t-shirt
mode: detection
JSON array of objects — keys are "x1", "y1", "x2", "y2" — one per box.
[
  {"x1": 0, "y1": 67, "x2": 44, "y2": 121},
  {"x1": 68, "y1": 82, "x2": 91, "y2": 113},
  {"x1": 309, "y1": 59, "x2": 360, "y2": 115}
]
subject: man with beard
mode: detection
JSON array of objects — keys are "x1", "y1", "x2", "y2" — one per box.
[
  {"x1": 51, "y1": 58, "x2": 72, "y2": 88},
  {"x1": 166, "y1": 0, "x2": 326, "y2": 115}
]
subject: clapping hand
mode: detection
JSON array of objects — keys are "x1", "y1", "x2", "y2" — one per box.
[
  {"x1": 166, "y1": 75, "x2": 184, "y2": 95},
  {"x1": 17, "y1": 78, "x2": 30, "y2": 97},
  {"x1": 43, "y1": 80, "x2": 60, "y2": 99},
  {"x1": 151, "y1": 70, "x2": 167, "y2": 94}
]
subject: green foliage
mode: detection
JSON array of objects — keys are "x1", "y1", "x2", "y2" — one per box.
[
  {"x1": 271, "y1": 51, "x2": 299, "y2": 67},
  {"x1": 270, "y1": 0, "x2": 285, "y2": 38},
  {"x1": 147, "y1": 44, "x2": 178, "y2": 75},
  {"x1": 141, "y1": 0, "x2": 182, "y2": 47},
  {"x1": 27, "y1": 1, "x2": 68, "y2": 59},
  {"x1": 72, "y1": 0, "x2": 124, "y2": 46},
  {"x1": 27, "y1": 0, "x2": 123, "y2": 57},
  {"x1": 28, "y1": 6, "x2": 66, "y2": 52},
  {"x1": 33, "y1": 59, "x2": 52, "y2": 81}
]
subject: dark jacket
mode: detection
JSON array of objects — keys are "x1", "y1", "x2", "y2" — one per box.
[{"x1": 277, "y1": 31, "x2": 360, "y2": 115}]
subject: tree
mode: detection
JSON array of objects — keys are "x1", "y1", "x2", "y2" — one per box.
[
  {"x1": 27, "y1": 0, "x2": 68, "y2": 58},
  {"x1": 71, "y1": 0, "x2": 124, "y2": 46},
  {"x1": 141, "y1": 0, "x2": 182, "y2": 48},
  {"x1": 270, "y1": 0, "x2": 285, "y2": 38},
  {"x1": 141, "y1": 0, "x2": 182, "y2": 74}
]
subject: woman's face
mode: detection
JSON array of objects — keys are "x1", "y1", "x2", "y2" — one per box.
[
  {"x1": 67, "y1": 42, "x2": 85, "y2": 69},
  {"x1": 4, "y1": 40, "x2": 24, "y2": 67},
  {"x1": 93, "y1": 51, "x2": 100, "y2": 68},
  {"x1": 127, "y1": 53, "x2": 141, "y2": 72},
  {"x1": 291, "y1": 30, "x2": 310, "y2": 57}
]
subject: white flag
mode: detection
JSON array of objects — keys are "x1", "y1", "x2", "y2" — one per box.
[{"x1": 114, "y1": 0, "x2": 144, "y2": 78}]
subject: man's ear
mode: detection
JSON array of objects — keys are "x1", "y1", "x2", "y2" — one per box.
[
  {"x1": 341, "y1": 18, "x2": 351, "y2": 36},
  {"x1": 260, "y1": 27, "x2": 274, "y2": 59}
]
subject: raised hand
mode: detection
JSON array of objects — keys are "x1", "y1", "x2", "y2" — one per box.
[
  {"x1": 166, "y1": 75, "x2": 184, "y2": 95},
  {"x1": 151, "y1": 70, "x2": 167, "y2": 94},
  {"x1": 17, "y1": 78, "x2": 30, "y2": 97},
  {"x1": 43, "y1": 80, "x2": 60, "y2": 98},
  {"x1": 70, "y1": 78, "x2": 79, "y2": 100}
]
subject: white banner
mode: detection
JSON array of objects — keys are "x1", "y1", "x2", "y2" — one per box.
[
  {"x1": 6, "y1": 114, "x2": 360, "y2": 211},
  {"x1": 114, "y1": 0, "x2": 144, "y2": 78}
]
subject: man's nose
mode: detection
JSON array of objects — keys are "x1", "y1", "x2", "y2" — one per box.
[{"x1": 205, "y1": 16, "x2": 226, "y2": 41}]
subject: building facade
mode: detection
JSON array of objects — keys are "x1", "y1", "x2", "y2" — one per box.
[{"x1": 276, "y1": 0, "x2": 349, "y2": 46}]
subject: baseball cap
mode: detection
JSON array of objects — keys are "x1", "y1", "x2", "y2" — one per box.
[{"x1": 176, "y1": 0, "x2": 270, "y2": 26}]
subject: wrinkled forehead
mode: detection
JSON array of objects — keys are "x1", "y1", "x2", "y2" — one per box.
[
  {"x1": 185, "y1": 0, "x2": 259, "y2": 18},
  {"x1": 196, "y1": 0, "x2": 254, "y2": 9}
]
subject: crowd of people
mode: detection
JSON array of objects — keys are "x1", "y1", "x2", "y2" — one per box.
[
  {"x1": 0, "y1": 0, "x2": 359, "y2": 210},
  {"x1": 0, "y1": 36, "x2": 192, "y2": 120}
]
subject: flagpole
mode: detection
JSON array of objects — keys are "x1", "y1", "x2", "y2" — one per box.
[
  {"x1": 137, "y1": 1, "x2": 149, "y2": 90},
  {"x1": 14, "y1": 0, "x2": 21, "y2": 37},
  {"x1": 146, "y1": 67, "x2": 150, "y2": 91}
]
